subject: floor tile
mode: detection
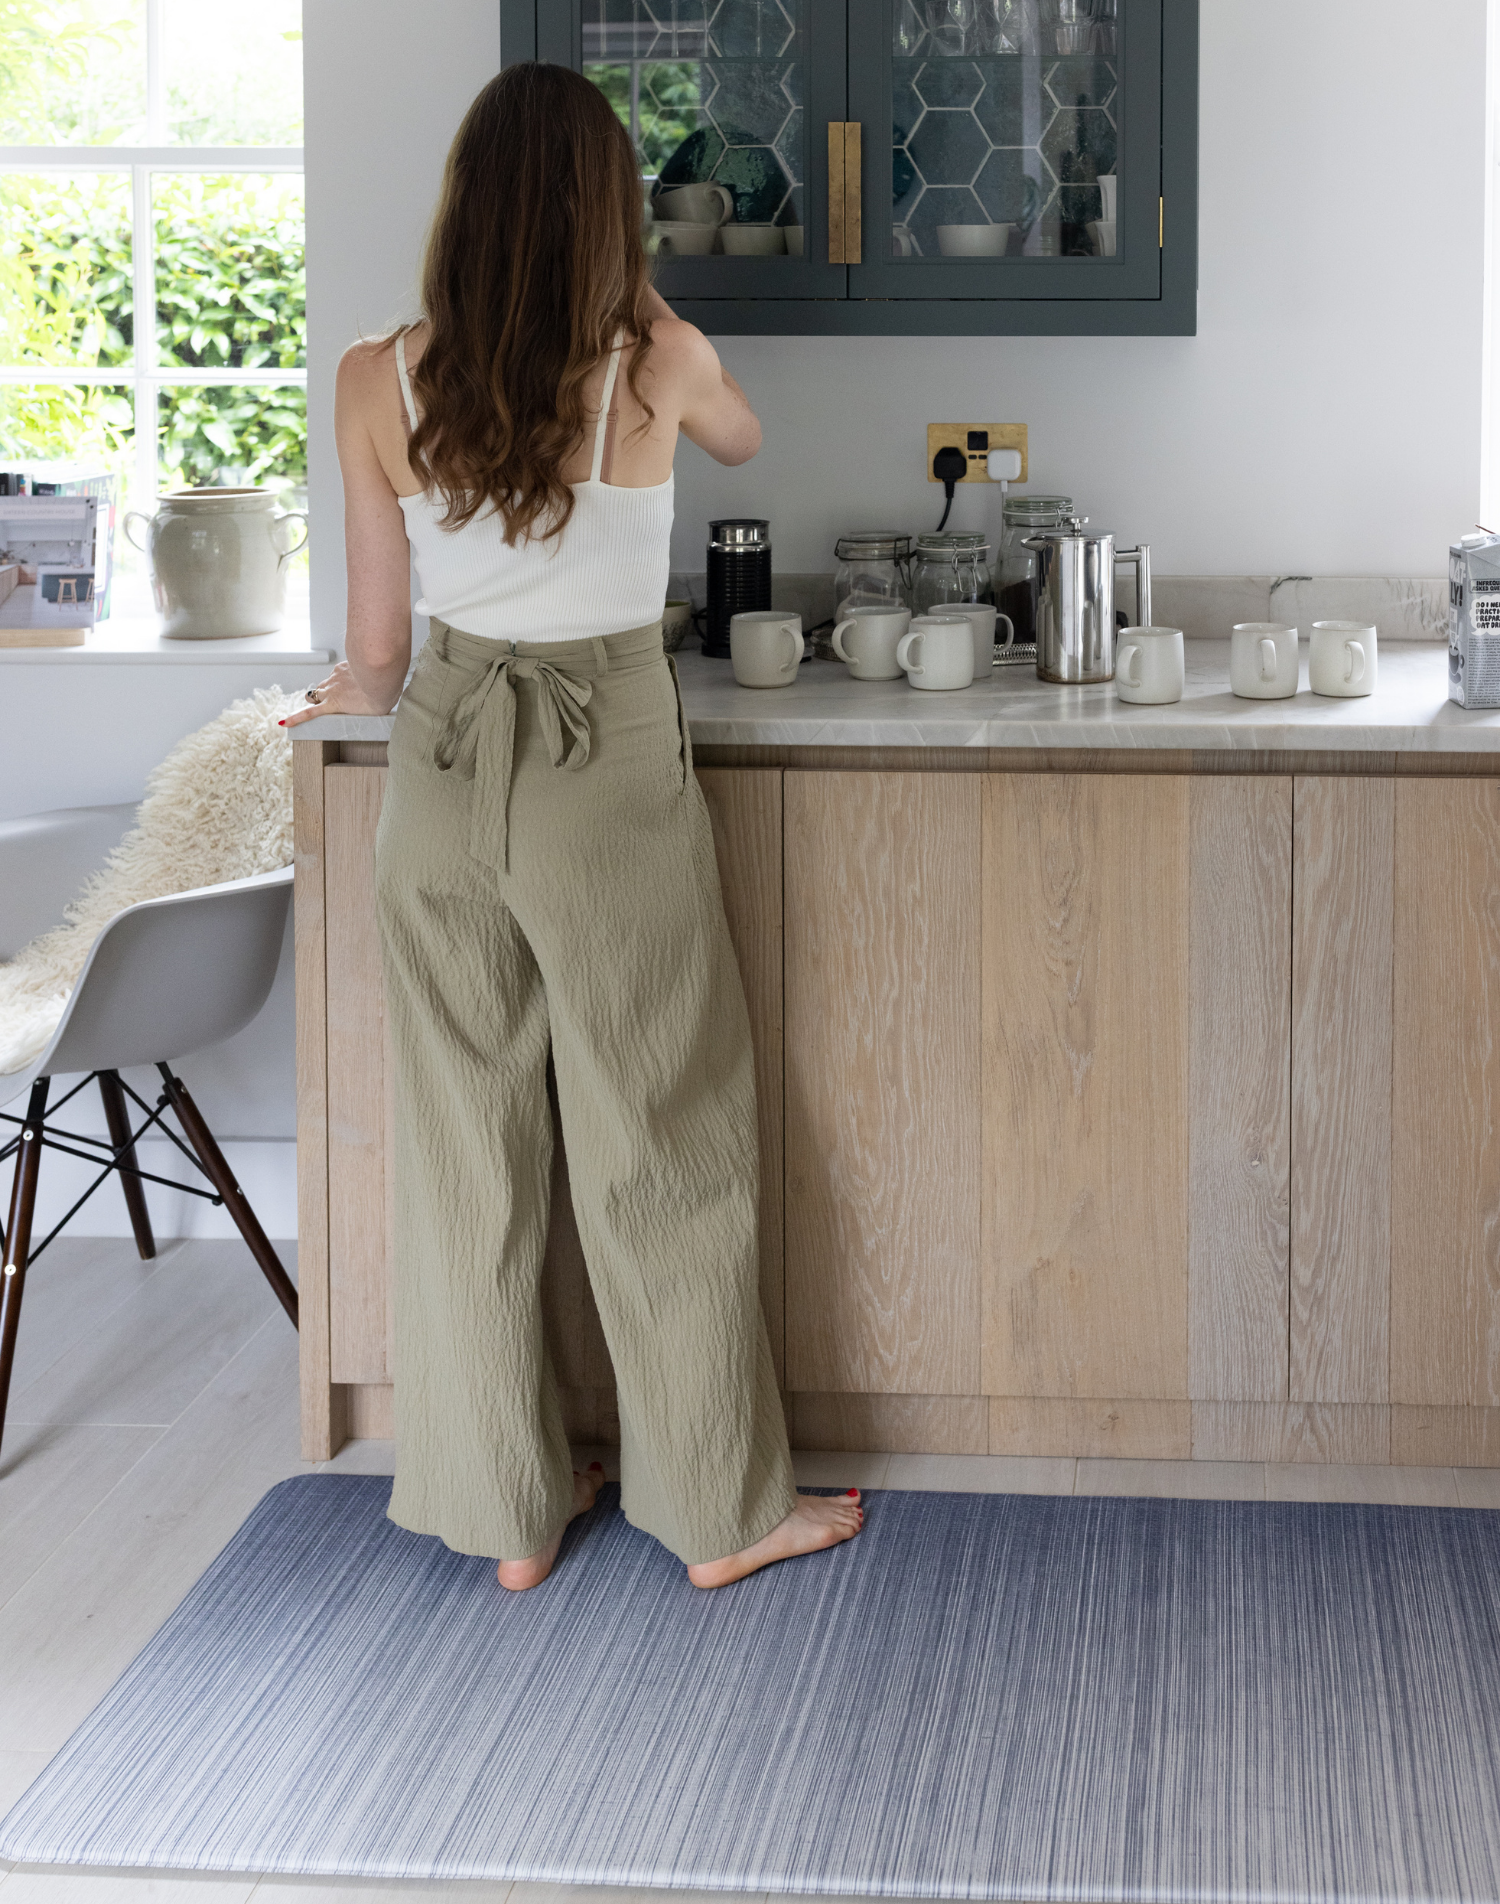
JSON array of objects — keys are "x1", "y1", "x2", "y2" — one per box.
[
  {"x1": 1455, "y1": 1467, "x2": 1500, "y2": 1509},
  {"x1": 4, "y1": 1240, "x2": 166, "y2": 1397},
  {"x1": 2, "y1": 1873, "x2": 257, "y2": 1904},
  {"x1": 8, "y1": 1243, "x2": 294, "y2": 1429},
  {"x1": 1076, "y1": 1458, "x2": 1266, "y2": 1500},
  {"x1": 885, "y1": 1452, "x2": 1076, "y2": 1495},
  {"x1": 0, "y1": 1750, "x2": 49, "y2": 1823},
  {"x1": 0, "y1": 1318, "x2": 308, "y2": 1755},
  {"x1": 1265, "y1": 1462, "x2": 1461, "y2": 1506},
  {"x1": 317, "y1": 1440, "x2": 396, "y2": 1476},
  {"x1": 0, "y1": 1422, "x2": 163, "y2": 1605},
  {"x1": 254, "y1": 1881, "x2": 514, "y2": 1904},
  {"x1": 790, "y1": 1450, "x2": 889, "y2": 1490}
]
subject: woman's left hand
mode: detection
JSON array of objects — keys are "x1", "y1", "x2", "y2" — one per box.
[{"x1": 281, "y1": 660, "x2": 394, "y2": 726}]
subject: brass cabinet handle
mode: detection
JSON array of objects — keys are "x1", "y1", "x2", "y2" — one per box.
[
  {"x1": 828, "y1": 122, "x2": 861, "y2": 265},
  {"x1": 828, "y1": 122, "x2": 846, "y2": 263},
  {"x1": 843, "y1": 122, "x2": 861, "y2": 265}
]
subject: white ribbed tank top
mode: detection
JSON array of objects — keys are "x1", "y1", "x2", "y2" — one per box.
[{"x1": 394, "y1": 332, "x2": 674, "y2": 643}]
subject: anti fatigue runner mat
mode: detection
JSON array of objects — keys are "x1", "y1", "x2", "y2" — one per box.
[{"x1": 4, "y1": 1474, "x2": 1500, "y2": 1898}]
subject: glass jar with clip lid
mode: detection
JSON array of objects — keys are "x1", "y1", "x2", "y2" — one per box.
[
  {"x1": 824, "y1": 530, "x2": 913, "y2": 660},
  {"x1": 997, "y1": 495, "x2": 1074, "y2": 667},
  {"x1": 909, "y1": 531, "x2": 991, "y2": 618}
]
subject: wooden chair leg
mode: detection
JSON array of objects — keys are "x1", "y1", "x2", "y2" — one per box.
[
  {"x1": 156, "y1": 1065, "x2": 298, "y2": 1329},
  {"x1": 0, "y1": 1077, "x2": 49, "y2": 1461},
  {"x1": 98, "y1": 1070, "x2": 156, "y2": 1262}
]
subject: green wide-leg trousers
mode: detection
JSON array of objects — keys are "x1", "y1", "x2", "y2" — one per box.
[{"x1": 373, "y1": 617, "x2": 796, "y2": 1566}]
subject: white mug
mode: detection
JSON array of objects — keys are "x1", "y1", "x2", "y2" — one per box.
[
  {"x1": 896, "y1": 615, "x2": 975, "y2": 691},
  {"x1": 1230, "y1": 622, "x2": 1299, "y2": 700},
  {"x1": 653, "y1": 182, "x2": 733, "y2": 226},
  {"x1": 941, "y1": 603, "x2": 1015, "y2": 675},
  {"x1": 1309, "y1": 621, "x2": 1377, "y2": 697},
  {"x1": 1115, "y1": 626, "x2": 1185, "y2": 705},
  {"x1": 936, "y1": 223, "x2": 1012, "y2": 257},
  {"x1": 720, "y1": 224, "x2": 785, "y2": 256},
  {"x1": 831, "y1": 604, "x2": 910, "y2": 680},
  {"x1": 655, "y1": 223, "x2": 717, "y2": 256},
  {"x1": 730, "y1": 610, "x2": 803, "y2": 688}
]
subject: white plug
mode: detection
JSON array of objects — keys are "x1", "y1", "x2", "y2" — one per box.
[{"x1": 986, "y1": 448, "x2": 1022, "y2": 484}]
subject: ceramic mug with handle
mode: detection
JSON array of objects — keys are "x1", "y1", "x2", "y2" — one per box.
[
  {"x1": 1230, "y1": 622, "x2": 1299, "y2": 699},
  {"x1": 730, "y1": 610, "x2": 803, "y2": 687},
  {"x1": 653, "y1": 182, "x2": 733, "y2": 226},
  {"x1": 1309, "y1": 620, "x2": 1377, "y2": 697},
  {"x1": 831, "y1": 603, "x2": 910, "y2": 680},
  {"x1": 1115, "y1": 626, "x2": 1185, "y2": 704},
  {"x1": 941, "y1": 602, "x2": 1014, "y2": 675},
  {"x1": 896, "y1": 614, "x2": 975, "y2": 690}
]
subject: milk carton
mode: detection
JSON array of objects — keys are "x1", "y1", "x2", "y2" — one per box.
[{"x1": 1449, "y1": 530, "x2": 1500, "y2": 707}]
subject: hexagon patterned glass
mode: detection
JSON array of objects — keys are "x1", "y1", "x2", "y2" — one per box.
[
  {"x1": 583, "y1": 0, "x2": 805, "y2": 261},
  {"x1": 892, "y1": 0, "x2": 1119, "y2": 261}
]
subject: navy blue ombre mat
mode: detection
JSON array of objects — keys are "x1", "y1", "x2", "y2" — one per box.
[{"x1": 4, "y1": 1475, "x2": 1500, "y2": 1897}]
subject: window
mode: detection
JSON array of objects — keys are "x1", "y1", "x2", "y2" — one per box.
[{"x1": 0, "y1": 0, "x2": 305, "y2": 615}]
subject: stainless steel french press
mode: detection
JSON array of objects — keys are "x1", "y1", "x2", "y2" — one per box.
[{"x1": 1021, "y1": 517, "x2": 1152, "y2": 684}]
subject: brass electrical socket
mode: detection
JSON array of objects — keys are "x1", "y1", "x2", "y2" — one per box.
[{"x1": 926, "y1": 422, "x2": 1028, "y2": 483}]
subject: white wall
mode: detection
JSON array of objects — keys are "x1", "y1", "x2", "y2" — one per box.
[
  {"x1": 304, "y1": 0, "x2": 1488, "y2": 647},
  {"x1": 304, "y1": 0, "x2": 501, "y2": 644}
]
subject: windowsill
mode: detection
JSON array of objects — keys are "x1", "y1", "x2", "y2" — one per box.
[{"x1": 0, "y1": 598, "x2": 332, "y2": 665}]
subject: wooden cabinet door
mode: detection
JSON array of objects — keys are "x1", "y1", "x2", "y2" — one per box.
[
  {"x1": 983, "y1": 774, "x2": 1291, "y2": 1421},
  {"x1": 783, "y1": 770, "x2": 983, "y2": 1399},
  {"x1": 1290, "y1": 778, "x2": 1393, "y2": 1411},
  {"x1": 324, "y1": 764, "x2": 394, "y2": 1387},
  {"x1": 1391, "y1": 778, "x2": 1500, "y2": 1425}
]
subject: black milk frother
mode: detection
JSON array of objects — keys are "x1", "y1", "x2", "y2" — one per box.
[{"x1": 703, "y1": 518, "x2": 772, "y2": 657}]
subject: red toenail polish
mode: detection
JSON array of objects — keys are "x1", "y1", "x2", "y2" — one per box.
[{"x1": 846, "y1": 1488, "x2": 859, "y2": 1497}]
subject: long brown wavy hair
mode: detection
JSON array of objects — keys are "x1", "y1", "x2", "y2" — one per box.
[{"x1": 397, "y1": 63, "x2": 655, "y2": 544}]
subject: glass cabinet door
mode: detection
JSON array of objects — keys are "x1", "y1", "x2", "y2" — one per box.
[
  {"x1": 848, "y1": 0, "x2": 1162, "y2": 300},
  {"x1": 546, "y1": 0, "x2": 848, "y2": 300}
]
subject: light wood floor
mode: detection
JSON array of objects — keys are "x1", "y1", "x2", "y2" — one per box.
[{"x1": 1, "y1": 1237, "x2": 1495, "y2": 1904}]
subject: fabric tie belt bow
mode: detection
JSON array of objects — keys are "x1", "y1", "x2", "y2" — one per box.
[{"x1": 433, "y1": 646, "x2": 594, "y2": 876}]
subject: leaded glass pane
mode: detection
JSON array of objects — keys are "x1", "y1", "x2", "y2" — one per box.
[
  {"x1": 584, "y1": 0, "x2": 805, "y2": 260},
  {"x1": 892, "y1": 0, "x2": 1119, "y2": 261}
]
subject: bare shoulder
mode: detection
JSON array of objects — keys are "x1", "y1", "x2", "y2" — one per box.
[
  {"x1": 640, "y1": 312, "x2": 719, "y2": 390},
  {"x1": 338, "y1": 324, "x2": 429, "y2": 396}
]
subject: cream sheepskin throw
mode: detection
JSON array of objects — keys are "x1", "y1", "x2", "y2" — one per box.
[{"x1": 0, "y1": 686, "x2": 302, "y2": 1076}]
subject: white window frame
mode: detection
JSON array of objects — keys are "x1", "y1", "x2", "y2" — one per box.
[
  {"x1": 0, "y1": 0, "x2": 304, "y2": 510},
  {"x1": 1485, "y1": 0, "x2": 1500, "y2": 530}
]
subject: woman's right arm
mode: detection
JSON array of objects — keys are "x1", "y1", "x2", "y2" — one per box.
[
  {"x1": 283, "y1": 344, "x2": 413, "y2": 726},
  {"x1": 645, "y1": 292, "x2": 762, "y2": 468}
]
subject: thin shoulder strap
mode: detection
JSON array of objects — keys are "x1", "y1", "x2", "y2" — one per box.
[
  {"x1": 589, "y1": 332, "x2": 626, "y2": 484},
  {"x1": 394, "y1": 332, "x2": 419, "y2": 431}
]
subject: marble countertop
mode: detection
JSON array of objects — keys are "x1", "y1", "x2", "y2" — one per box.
[{"x1": 292, "y1": 640, "x2": 1500, "y2": 754}]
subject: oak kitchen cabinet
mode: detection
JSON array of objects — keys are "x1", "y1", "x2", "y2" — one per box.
[
  {"x1": 498, "y1": 0, "x2": 1199, "y2": 335},
  {"x1": 295, "y1": 741, "x2": 1500, "y2": 1468}
]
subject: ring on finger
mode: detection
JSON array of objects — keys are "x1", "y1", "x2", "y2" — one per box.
[{"x1": 305, "y1": 687, "x2": 323, "y2": 704}]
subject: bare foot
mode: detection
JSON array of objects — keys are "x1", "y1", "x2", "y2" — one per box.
[
  {"x1": 497, "y1": 1462, "x2": 605, "y2": 1592},
  {"x1": 687, "y1": 1489, "x2": 863, "y2": 1589}
]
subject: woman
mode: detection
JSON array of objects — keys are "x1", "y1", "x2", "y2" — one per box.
[{"x1": 287, "y1": 63, "x2": 862, "y2": 1591}]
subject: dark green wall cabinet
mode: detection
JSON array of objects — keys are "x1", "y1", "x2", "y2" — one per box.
[{"x1": 501, "y1": 1, "x2": 1197, "y2": 334}]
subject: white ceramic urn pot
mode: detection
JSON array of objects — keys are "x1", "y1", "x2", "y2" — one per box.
[{"x1": 124, "y1": 487, "x2": 309, "y2": 638}]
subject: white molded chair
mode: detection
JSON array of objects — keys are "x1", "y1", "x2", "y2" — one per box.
[{"x1": 0, "y1": 803, "x2": 297, "y2": 1456}]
